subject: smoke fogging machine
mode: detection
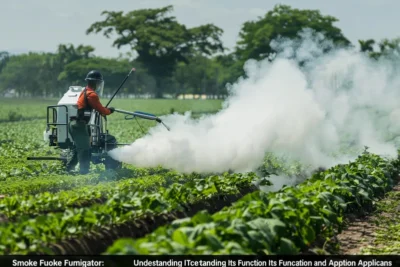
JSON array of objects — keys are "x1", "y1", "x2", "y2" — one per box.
[{"x1": 27, "y1": 68, "x2": 170, "y2": 170}]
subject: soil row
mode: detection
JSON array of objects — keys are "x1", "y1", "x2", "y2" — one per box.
[
  {"x1": 38, "y1": 185, "x2": 258, "y2": 255},
  {"x1": 334, "y1": 180, "x2": 400, "y2": 255},
  {"x1": 305, "y1": 176, "x2": 400, "y2": 255}
]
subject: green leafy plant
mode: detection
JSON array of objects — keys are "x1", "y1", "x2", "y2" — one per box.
[
  {"x1": 105, "y1": 150, "x2": 400, "y2": 255},
  {"x1": 0, "y1": 172, "x2": 259, "y2": 254}
]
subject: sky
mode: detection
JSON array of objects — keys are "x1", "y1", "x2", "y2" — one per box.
[{"x1": 1, "y1": 0, "x2": 399, "y2": 58}]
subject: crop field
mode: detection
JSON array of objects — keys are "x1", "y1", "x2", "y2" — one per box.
[{"x1": 0, "y1": 97, "x2": 399, "y2": 255}]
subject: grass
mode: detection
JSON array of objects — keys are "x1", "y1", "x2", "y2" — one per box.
[
  {"x1": 360, "y1": 189, "x2": 400, "y2": 255},
  {"x1": 0, "y1": 97, "x2": 223, "y2": 121},
  {"x1": 0, "y1": 97, "x2": 223, "y2": 181}
]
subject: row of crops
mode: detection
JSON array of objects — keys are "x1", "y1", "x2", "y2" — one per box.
[
  {"x1": 103, "y1": 150, "x2": 400, "y2": 254},
  {"x1": 1, "y1": 99, "x2": 399, "y2": 255},
  {"x1": 0, "y1": 147, "x2": 398, "y2": 255}
]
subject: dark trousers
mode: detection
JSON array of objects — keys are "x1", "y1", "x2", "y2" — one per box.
[{"x1": 67, "y1": 120, "x2": 91, "y2": 174}]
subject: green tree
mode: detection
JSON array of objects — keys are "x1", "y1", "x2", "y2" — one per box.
[
  {"x1": 359, "y1": 37, "x2": 400, "y2": 60},
  {"x1": 377, "y1": 38, "x2": 400, "y2": 59},
  {"x1": 0, "y1": 53, "x2": 60, "y2": 97},
  {"x1": 359, "y1": 39, "x2": 375, "y2": 53},
  {"x1": 0, "y1": 51, "x2": 9, "y2": 74},
  {"x1": 86, "y1": 5, "x2": 225, "y2": 98},
  {"x1": 52, "y1": 44, "x2": 96, "y2": 91},
  {"x1": 172, "y1": 55, "x2": 212, "y2": 96},
  {"x1": 235, "y1": 5, "x2": 350, "y2": 64},
  {"x1": 58, "y1": 57, "x2": 155, "y2": 96},
  {"x1": 57, "y1": 44, "x2": 95, "y2": 66},
  {"x1": 214, "y1": 53, "x2": 242, "y2": 90}
]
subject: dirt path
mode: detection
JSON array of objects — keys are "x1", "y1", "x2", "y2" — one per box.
[{"x1": 334, "y1": 182, "x2": 400, "y2": 255}]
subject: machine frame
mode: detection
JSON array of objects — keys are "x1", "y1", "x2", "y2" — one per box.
[{"x1": 27, "y1": 68, "x2": 170, "y2": 171}]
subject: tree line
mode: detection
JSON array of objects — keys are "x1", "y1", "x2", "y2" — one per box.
[{"x1": 0, "y1": 4, "x2": 399, "y2": 98}]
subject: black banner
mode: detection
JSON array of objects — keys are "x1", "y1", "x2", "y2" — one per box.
[{"x1": 0, "y1": 255, "x2": 399, "y2": 267}]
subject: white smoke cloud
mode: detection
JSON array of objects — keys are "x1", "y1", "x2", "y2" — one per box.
[
  {"x1": 259, "y1": 175, "x2": 298, "y2": 193},
  {"x1": 109, "y1": 29, "x2": 400, "y2": 174}
]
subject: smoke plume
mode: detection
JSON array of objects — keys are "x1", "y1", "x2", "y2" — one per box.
[{"x1": 109, "y1": 29, "x2": 400, "y2": 174}]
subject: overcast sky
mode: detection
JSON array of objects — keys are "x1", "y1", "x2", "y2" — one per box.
[{"x1": 1, "y1": 0, "x2": 399, "y2": 58}]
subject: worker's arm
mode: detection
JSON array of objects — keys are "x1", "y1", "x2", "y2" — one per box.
[{"x1": 87, "y1": 92, "x2": 111, "y2": 116}]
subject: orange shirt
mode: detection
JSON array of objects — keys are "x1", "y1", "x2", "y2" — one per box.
[{"x1": 77, "y1": 87, "x2": 111, "y2": 116}]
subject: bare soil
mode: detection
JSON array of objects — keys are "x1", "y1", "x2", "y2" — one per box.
[{"x1": 333, "y1": 182, "x2": 400, "y2": 255}]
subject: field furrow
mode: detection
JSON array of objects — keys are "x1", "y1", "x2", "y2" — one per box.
[
  {"x1": 0, "y1": 172, "x2": 260, "y2": 254},
  {"x1": 46, "y1": 186, "x2": 256, "y2": 255},
  {"x1": 0, "y1": 172, "x2": 191, "y2": 219},
  {"x1": 0, "y1": 167, "x2": 170, "y2": 195},
  {"x1": 104, "y1": 151, "x2": 400, "y2": 255}
]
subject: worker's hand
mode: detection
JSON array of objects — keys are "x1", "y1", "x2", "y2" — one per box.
[{"x1": 109, "y1": 107, "x2": 115, "y2": 114}]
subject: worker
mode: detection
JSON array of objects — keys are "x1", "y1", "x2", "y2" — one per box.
[{"x1": 66, "y1": 70, "x2": 115, "y2": 174}]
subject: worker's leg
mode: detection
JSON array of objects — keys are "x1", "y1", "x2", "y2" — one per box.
[
  {"x1": 78, "y1": 149, "x2": 91, "y2": 174},
  {"x1": 65, "y1": 148, "x2": 78, "y2": 172},
  {"x1": 69, "y1": 121, "x2": 91, "y2": 174},
  {"x1": 65, "y1": 122, "x2": 79, "y2": 172}
]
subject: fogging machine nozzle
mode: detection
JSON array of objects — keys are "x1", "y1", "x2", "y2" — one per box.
[{"x1": 114, "y1": 109, "x2": 170, "y2": 131}]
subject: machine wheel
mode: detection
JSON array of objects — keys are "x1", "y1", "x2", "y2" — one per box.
[{"x1": 104, "y1": 135, "x2": 122, "y2": 170}]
